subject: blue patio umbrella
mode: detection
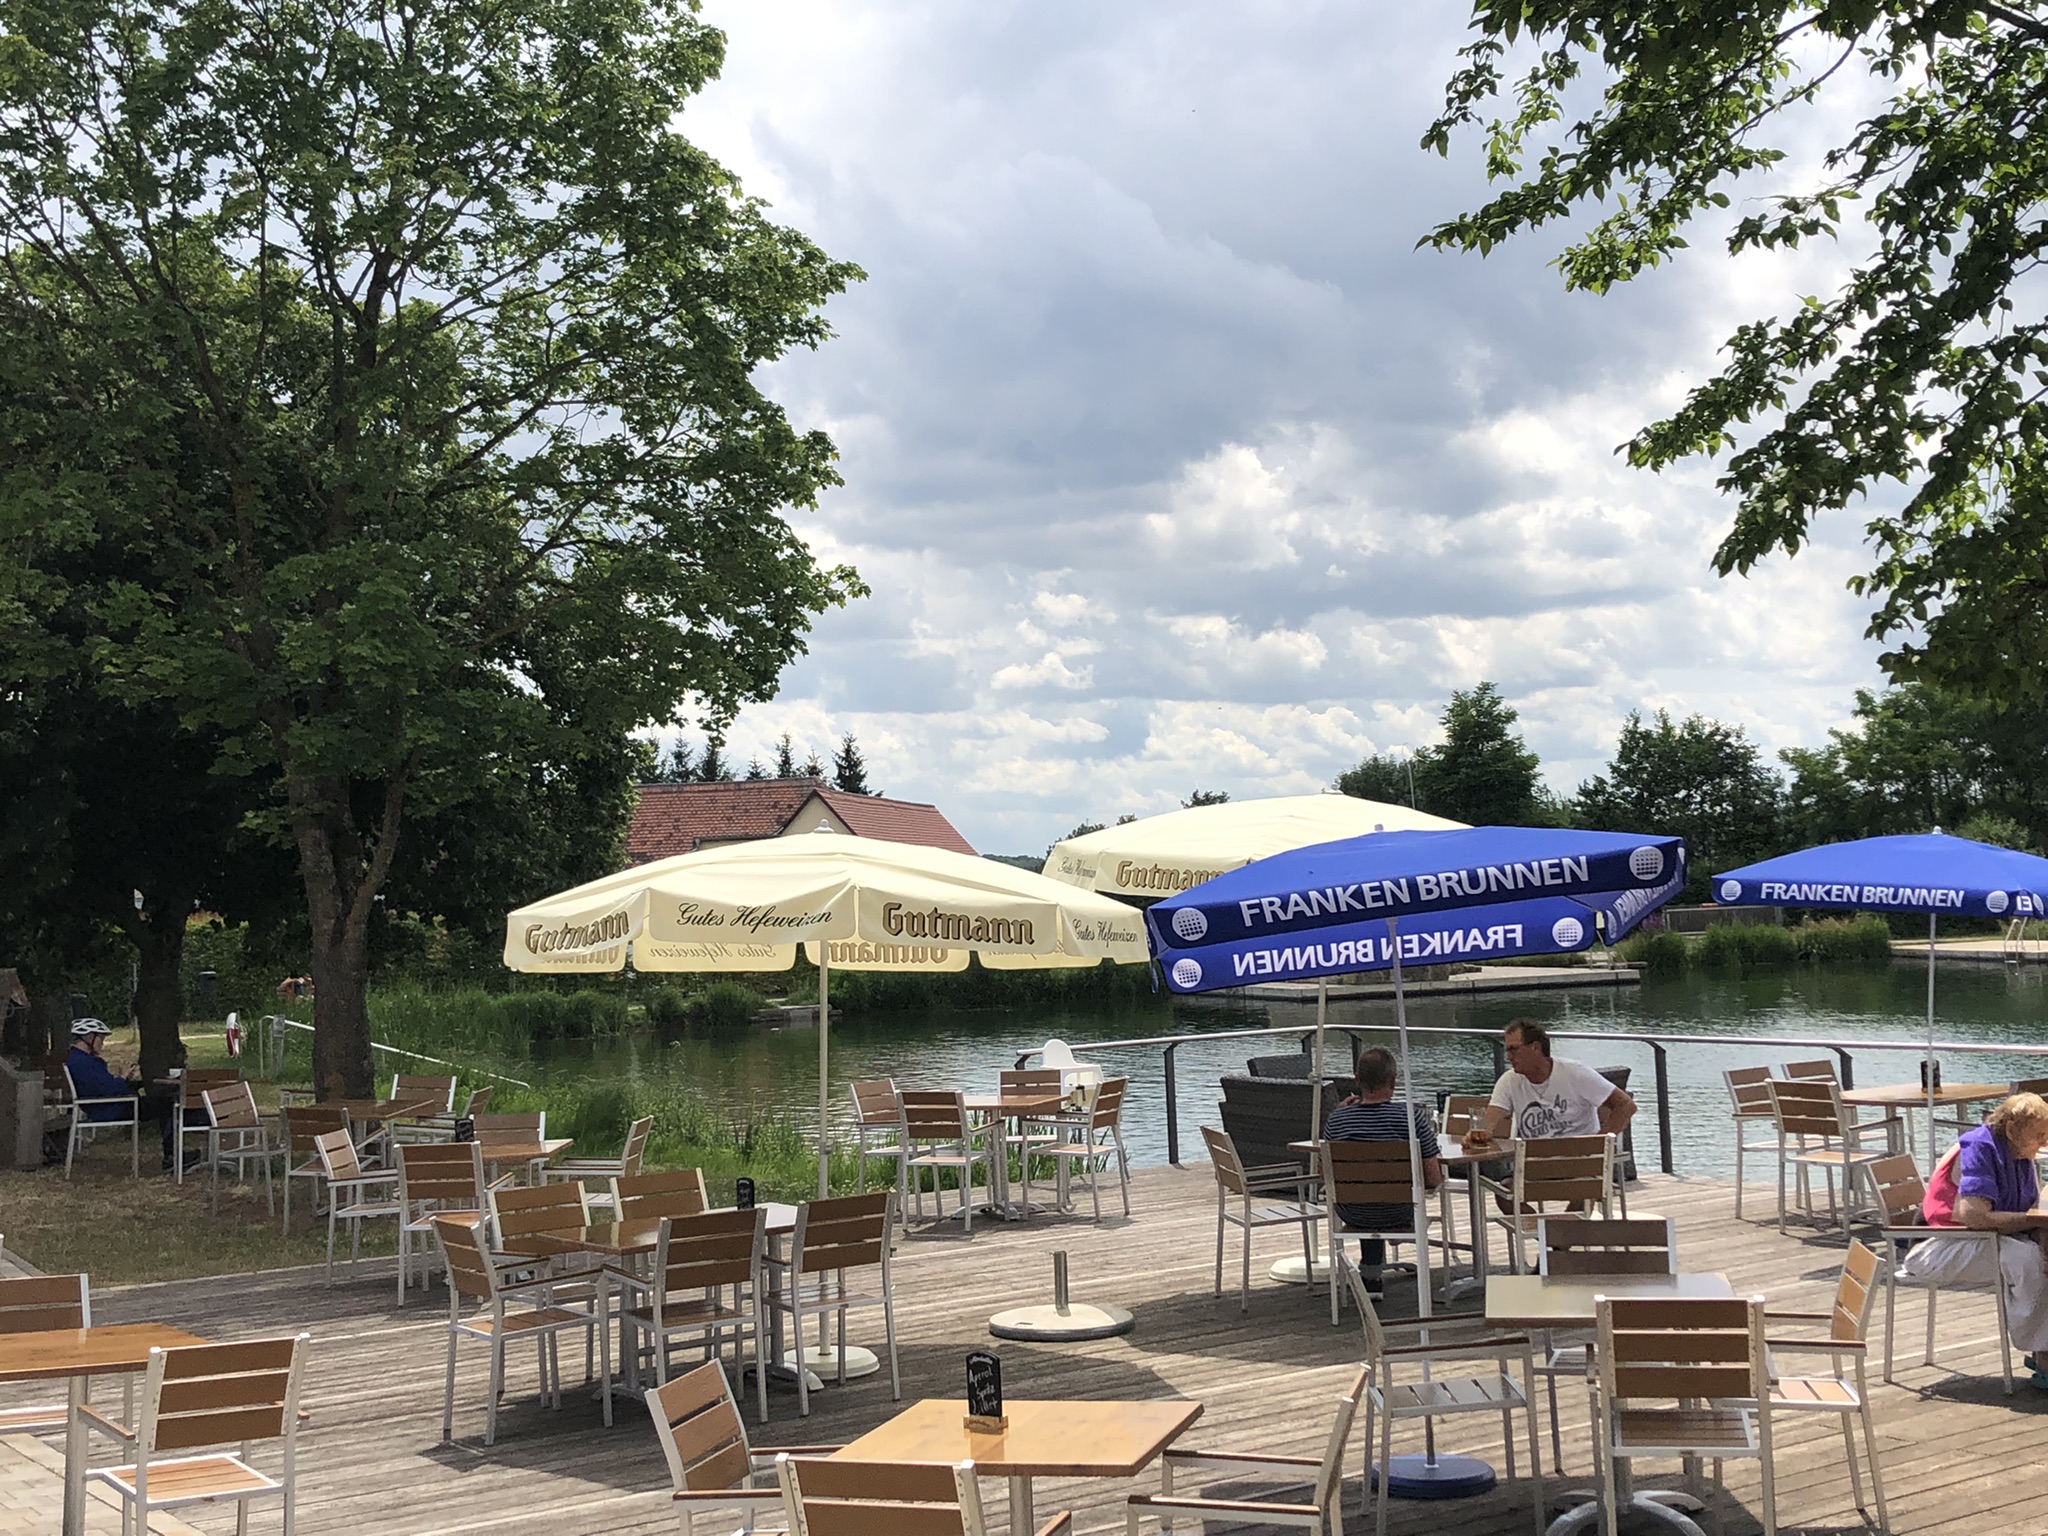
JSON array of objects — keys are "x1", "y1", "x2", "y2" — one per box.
[
  {"x1": 1148, "y1": 826, "x2": 1685, "y2": 1498},
  {"x1": 1713, "y1": 831, "x2": 2048, "y2": 1164}
]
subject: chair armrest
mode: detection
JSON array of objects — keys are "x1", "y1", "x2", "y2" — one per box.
[
  {"x1": 1382, "y1": 1338, "x2": 1531, "y2": 1360},
  {"x1": 78, "y1": 1405, "x2": 135, "y2": 1442},
  {"x1": 1033, "y1": 1514, "x2": 1073, "y2": 1536},
  {"x1": 749, "y1": 1446, "x2": 844, "y2": 1461},
  {"x1": 1378, "y1": 1311, "x2": 1489, "y2": 1332},
  {"x1": 1884, "y1": 1224, "x2": 1995, "y2": 1241},
  {"x1": 72, "y1": 1095, "x2": 139, "y2": 1110},
  {"x1": 1767, "y1": 1338, "x2": 1865, "y2": 1354},
  {"x1": 1762, "y1": 1310, "x2": 1834, "y2": 1321},
  {"x1": 331, "y1": 1171, "x2": 400, "y2": 1189},
  {"x1": 1162, "y1": 1449, "x2": 1321, "y2": 1471},
  {"x1": 671, "y1": 1489, "x2": 783, "y2": 1505}
]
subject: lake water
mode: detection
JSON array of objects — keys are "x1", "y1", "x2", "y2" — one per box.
[{"x1": 526, "y1": 961, "x2": 2048, "y2": 1176}]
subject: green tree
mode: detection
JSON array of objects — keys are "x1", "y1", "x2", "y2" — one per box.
[
  {"x1": 0, "y1": 0, "x2": 863, "y2": 1096},
  {"x1": 1413, "y1": 682, "x2": 1550, "y2": 825},
  {"x1": 1335, "y1": 753, "x2": 1417, "y2": 807},
  {"x1": 1182, "y1": 789, "x2": 1230, "y2": 807},
  {"x1": 1574, "y1": 711, "x2": 1781, "y2": 898},
  {"x1": 773, "y1": 733, "x2": 800, "y2": 779},
  {"x1": 696, "y1": 741, "x2": 735, "y2": 784},
  {"x1": 647, "y1": 740, "x2": 698, "y2": 785},
  {"x1": 1424, "y1": 5, "x2": 2048, "y2": 702},
  {"x1": 833, "y1": 733, "x2": 875, "y2": 796}
]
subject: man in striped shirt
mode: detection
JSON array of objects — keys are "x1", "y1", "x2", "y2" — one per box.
[{"x1": 1324, "y1": 1047, "x2": 1442, "y2": 1291}]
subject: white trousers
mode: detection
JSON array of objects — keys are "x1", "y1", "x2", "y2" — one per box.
[{"x1": 1897, "y1": 1231, "x2": 2048, "y2": 1351}]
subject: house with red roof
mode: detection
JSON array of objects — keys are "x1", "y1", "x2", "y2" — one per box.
[{"x1": 624, "y1": 778, "x2": 977, "y2": 865}]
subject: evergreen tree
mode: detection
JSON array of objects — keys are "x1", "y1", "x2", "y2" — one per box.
[
  {"x1": 1183, "y1": 789, "x2": 1230, "y2": 807},
  {"x1": 801, "y1": 751, "x2": 827, "y2": 780},
  {"x1": 833, "y1": 733, "x2": 876, "y2": 795},
  {"x1": 648, "y1": 739, "x2": 696, "y2": 784},
  {"x1": 743, "y1": 757, "x2": 767, "y2": 781},
  {"x1": 774, "y1": 733, "x2": 799, "y2": 779},
  {"x1": 697, "y1": 741, "x2": 734, "y2": 783},
  {"x1": 1412, "y1": 682, "x2": 1550, "y2": 825}
]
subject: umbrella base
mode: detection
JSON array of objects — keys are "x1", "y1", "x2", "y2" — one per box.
[
  {"x1": 793, "y1": 1345, "x2": 880, "y2": 1380},
  {"x1": 1373, "y1": 1453, "x2": 1496, "y2": 1499},
  {"x1": 988, "y1": 1302, "x2": 1135, "y2": 1342},
  {"x1": 1269, "y1": 1256, "x2": 1332, "y2": 1285}
]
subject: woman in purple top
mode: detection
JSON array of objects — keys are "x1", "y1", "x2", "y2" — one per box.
[{"x1": 1897, "y1": 1093, "x2": 2048, "y2": 1384}]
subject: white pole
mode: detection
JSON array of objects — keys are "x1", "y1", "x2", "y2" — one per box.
[
  {"x1": 1389, "y1": 918, "x2": 1431, "y2": 1322},
  {"x1": 1926, "y1": 912, "x2": 1938, "y2": 1170},
  {"x1": 818, "y1": 948, "x2": 832, "y2": 1199},
  {"x1": 1311, "y1": 978, "x2": 1329, "y2": 1138}
]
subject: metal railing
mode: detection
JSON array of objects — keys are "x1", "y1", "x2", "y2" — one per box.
[
  {"x1": 1016, "y1": 1024, "x2": 2048, "y2": 1173},
  {"x1": 262, "y1": 1015, "x2": 532, "y2": 1088}
]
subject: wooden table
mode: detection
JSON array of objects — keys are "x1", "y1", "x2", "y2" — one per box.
[
  {"x1": 964, "y1": 1092, "x2": 1067, "y2": 1220},
  {"x1": 835, "y1": 1397, "x2": 1203, "y2": 1536},
  {"x1": 0, "y1": 1322, "x2": 207, "y2": 1536},
  {"x1": 1841, "y1": 1081, "x2": 2007, "y2": 1108},
  {"x1": 1486, "y1": 1272, "x2": 1736, "y2": 1534},
  {"x1": 478, "y1": 1137, "x2": 574, "y2": 1182},
  {"x1": 495, "y1": 1203, "x2": 799, "y2": 1260}
]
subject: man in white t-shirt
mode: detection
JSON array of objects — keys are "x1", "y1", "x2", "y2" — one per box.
[{"x1": 1484, "y1": 1019, "x2": 1635, "y2": 1142}]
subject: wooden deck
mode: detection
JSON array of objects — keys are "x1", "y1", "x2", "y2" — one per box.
[{"x1": 3, "y1": 1165, "x2": 2042, "y2": 1535}]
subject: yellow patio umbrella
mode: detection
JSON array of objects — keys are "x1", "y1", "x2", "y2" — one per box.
[{"x1": 504, "y1": 833, "x2": 1149, "y2": 1194}]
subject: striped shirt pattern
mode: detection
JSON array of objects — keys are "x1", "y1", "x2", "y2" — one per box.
[{"x1": 1323, "y1": 1099, "x2": 1438, "y2": 1233}]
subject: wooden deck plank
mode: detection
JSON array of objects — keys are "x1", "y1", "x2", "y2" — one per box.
[{"x1": 0, "y1": 1166, "x2": 2038, "y2": 1534}]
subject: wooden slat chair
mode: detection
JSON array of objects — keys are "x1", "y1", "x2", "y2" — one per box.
[
  {"x1": 1345, "y1": 1268, "x2": 1542, "y2": 1536},
  {"x1": 998, "y1": 1066, "x2": 1068, "y2": 1212},
  {"x1": 650, "y1": 1359, "x2": 841, "y2": 1536},
  {"x1": 0, "y1": 1274, "x2": 91, "y2": 1436},
  {"x1": 173, "y1": 1067, "x2": 243, "y2": 1184},
  {"x1": 396, "y1": 1140, "x2": 498, "y2": 1306},
  {"x1": 59, "y1": 1059, "x2": 140, "y2": 1179},
  {"x1": 1530, "y1": 1217, "x2": 1677, "y2": 1474},
  {"x1": 89, "y1": 1335, "x2": 310, "y2": 1535},
  {"x1": 434, "y1": 1215, "x2": 597, "y2": 1446},
  {"x1": 1785, "y1": 1057, "x2": 1908, "y2": 1146},
  {"x1": 1486, "y1": 1134, "x2": 1614, "y2": 1274},
  {"x1": 901, "y1": 1090, "x2": 995, "y2": 1234},
  {"x1": 1594, "y1": 1296, "x2": 1776, "y2": 1536},
  {"x1": 1767, "y1": 1078, "x2": 1895, "y2": 1236},
  {"x1": 777, "y1": 1455, "x2": 1072, "y2": 1536},
  {"x1": 1319, "y1": 1137, "x2": 1437, "y2": 1324},
  {"x1": 1040, "y1": 1076, "x2": 1133, "y2": 1221},
  {"x1": 1869, "y1": 1152, "x2": 2017, "y2": 1395},
  {"x1": 1725, "y1": 1066, "x2": 1786, "y2": 1221},
  {"x1": 279, "y1": 1102, "x2": 349, "y2": 1231},
  {"x1": 1202, "y1": 1124, "x2": 1320, "y2": 1312},
  {"x1": 392, "y1": 1072, "x2": 459, "y2": 1113},
  {"x1": 849, "y1": 1078, "x2": 910, "y2": 1223},
  {"x1": 398, "y1": 1084, "x2": 495, "y2": 1145},
  {"x1": 763, "y1": 1193, "x2": 899, "y2": 1418},
  {"x1": 314, "y1": 1127, "x2": 402, "y2": 1284},
  {"x1": 475, "y1": 1110, "x2": 552, "y2": 1184},
  {"x1": 1765, "y1": 1240, "x2": 1891, "y2": 1532},
  {"x1": 616, "y1": 1167, "x2": 711, "y2": 1222},
  {"x1": 1127, "y1": 1366, "x2": 1365, "y2": 1536},
  {"x1": 542, "y1": 1115, "x2": 653, "y2": 1215},
  {"x1": 489, "y1": 1180, "x2": 600, "y2": 1391},
  {"x1": 202, "y1": 1082, "x2": 280, "y2": 1216},
  {"x1": 613, "y1": 1209, "x2": 769, "y2": 1426}
]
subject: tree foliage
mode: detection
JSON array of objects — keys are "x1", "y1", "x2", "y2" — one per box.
[
  {"x1": 1425, "y1": 3, "x2": 2048, "y2": 700},
  {"x1": 0, "y1": 0, "x2": 863, "y2": 1093},
  {"x1": 1182, "y1": 788, "x2": 1230, "y2": 807},
  {"x1": 832, "y1": 733, "x2": 875, "y2": 796},
  {"x1": 1575, "y1": 710, "x2": 1783, "y2": 898},
  {"x1": 1334, "y1": 753, "x2": 1417, "y2": 807}
]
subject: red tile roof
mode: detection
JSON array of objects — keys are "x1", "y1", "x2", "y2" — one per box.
[{"x1": 625, "y1": 779, "x2": 977, "y2": 864}]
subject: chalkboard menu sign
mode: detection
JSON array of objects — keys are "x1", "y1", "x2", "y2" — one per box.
[
  {"x1": 735, "y1": 1177, "x2": 756, "y2": 1210},
  {"x1": 1920, "y1": 1059, "x2": 1943, "y2": 1092},
  {"x1": 453, "y1": 1118, "x2": 475, "y2": 1143},
  {"x1": 964, "y1": 1350, "x2": 1005, "y2": 1432}
]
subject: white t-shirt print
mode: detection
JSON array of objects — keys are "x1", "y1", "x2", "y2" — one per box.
[{"x1": 1489, "y1": 1058, "x2": 1614, "y2": 1140}]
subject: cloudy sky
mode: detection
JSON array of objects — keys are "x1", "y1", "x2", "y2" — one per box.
[{"x1": 672, "y1": 1, "x2": 1885, "y2": 856}]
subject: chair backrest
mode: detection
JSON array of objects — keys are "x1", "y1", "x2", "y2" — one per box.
[
  {"x1": 2011, "y1": 1076, "x2": 2048, "y2": 1098},
  {"x1": 849, "y1": 1078, "x2": 902, "y2": 1129},
  {"x1": 1439, "y1": 1093, "x2": 1491, "y2": 1140},
  {"x1": 203, "y1": 1080, "x2": 262, "y2": 1130},
  {"x1": 398, "y1": 1140, "x2": 487, "y2": 1214},
  {"x1": 432, "y1": 1213, "x2": 501, "y2": 1303},
  {"x1": 618, "y1": 1115, "x2": 654, "y2": 1176},
  {"x1": 900, "y1": 1089, "x2": 971, "y2": 1142},
  {"x1": 615, "y1": 1167, "x2": 709, "y2": 1221},
  {"x1": 655, "y1": 1211, "x2": 766, "y2": 1316},
  {"x1": 1321, "y1": 1137, "x2": 1420, "y2": 1210},
  {"x1": 282, "y1": 1103, "x2": 350, "y2": 1157},
  {"x1": 1342, "y1": 1260, "x2": 1391, "y2": 1361},
  {"x1": 1313, "y1": 1367, "x2": 1369, "y2": 1511},
  {"x1": 1866, "y1": 1153, "x2": 1926, "y2": 1225},
  {"x1": 648, "y1": 1359, "x2": 754, "y2": 1493},
  {"x1": 136, "y1": 1335, "x2": 308, "y2": 1460},
  {"x1": 179, "y1": 1067, "x2": 243, "y2": 1111},
  {"x1": 0, "y1": 1273, "x2": 89, "y2": 1331},
  {"x1": 777, "y1": 1455, "x2": 985, "y2": 1536},
  {"x1": 1537, "y1": 1216, "x2": 1677, "y2": 1277},
  {"x1": 489, "y1": 1180, "x2": 589, "y2": 1245},
  {"x1": 792, "y1": 1193, "x2": 891, "y2": 1277},
  {"x1": 1723, "y1": 1066, "x2": 1776, "y2": 1119},
  {"x1": 1513, "y1": 1135, "x2": 1612, "y2": 1207},
  {"x1": 998, "y1": 1067, "x2": 1064, "y2": 1106},
  {"x1": 1768, "y1": 1077, "x2": 1850, "y2": 1140},
  {"x1": 1090, "y1": 1076, "x2": 1127, "y2": 1130},
  {"x1": 313, "y1": 1127, "x2": 369, "y2": 1183},
  {"x1": 1782, "y1": 1058, "x2": 1838, "y2": 1083},
  {"x1": 1597, "y1": 1294, "x2": 1766, "y2": 1410},
  {"x1": 1829, "y1": 1241, "x2": 1884, "y2": 1344},
  {"x1": 1200, "y1": 1125, "x2": 1249, "y2": 1195},
  {"x1": 392, "y1": 1073, "x2": 458, "y2": 1112},
  {"x1": 460, "y1": 1086, "x2": 494, "y2": 1117},
  {"x1": 474, "y1": 1110, "x2": 545, "y2": 1141}
]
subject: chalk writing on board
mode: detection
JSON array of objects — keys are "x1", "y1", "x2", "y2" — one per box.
[
  {"x1": 965, "y1": 1350, "x2": 1003, "y2": 1423},
  {"x1": 735, "y1": 1177, "x2": 756, "y2": 1210}
]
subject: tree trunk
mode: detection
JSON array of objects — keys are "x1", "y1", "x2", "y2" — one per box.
[
  {"x1": 129, "y1": 913, "x2": 187, "y2": 1084},
  {"x1": 308, "y1": 911, "x2": 374, "y2": 1100}
]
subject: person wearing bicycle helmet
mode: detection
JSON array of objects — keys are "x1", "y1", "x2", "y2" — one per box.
[{"x1": 65, "y1": 1018, "x2": 180, "y2": 1168}]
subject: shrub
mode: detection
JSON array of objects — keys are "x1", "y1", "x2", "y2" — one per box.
[
  {"x1": 1615, "y1": 930, "x2": 1688, "y2": 978},
  {"x1": 690, "y1": 981, "x2": 759, "y2": 1032},
  {"x1": 1792, "y1": 915, "x2": 1894, "y2": 965},
  {"x1": 1697, "y1": 922, "x2": 1799, "y2": 970},
  {"x1": 645, "y1": 986, "x2": 691, "y2": 1039},
  {"x1": 497, "y1": 990, "x2": 568, "y2": 1044},
  {"x1": 560, "y1": 990, "x2": 628, "y2": 1040}
]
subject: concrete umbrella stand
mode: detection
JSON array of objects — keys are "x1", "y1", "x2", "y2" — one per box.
[{"x1": 989, "y1": 1252, "x2": 1134, "y2": 1343}]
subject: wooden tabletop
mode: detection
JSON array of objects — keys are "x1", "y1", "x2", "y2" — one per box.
[
  {"x1": 834, "y1": 1398, "x2": 1202, "y2": 1478},
  {"x1": 0, "y1": 1323, "x2": 207, "y2": 1384},
  {"x1": 1485, "y1": 1272, "x2": 1735, "y2": 1329},
  {"x1": 478, "y1": 1137, "x2": 574, "y2": 1163},
  {"x1": 963, "y1": 1092, "x2": 1065, "y2": 1116},
  {"x1": 1841, "y1": 1082, "x2": 2008, "y2": 1108},
  {"x1": 332, "y1": 1096, "x2": 446, "y2": 1121},
  {"x1": 496, "y1": 1202, "x2": 799, "y2": 1258}
]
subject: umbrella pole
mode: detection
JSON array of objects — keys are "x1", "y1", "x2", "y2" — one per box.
[
  {"x1": 1311, "y1": 978, "x2": 1328, "y2": 1138},
  {"x1": 818, "y1": 950, "x2": 832, "y2": 1199},
  {"x1": 1926, "y1": 912, "x2": 1938, "y2": 1170}
]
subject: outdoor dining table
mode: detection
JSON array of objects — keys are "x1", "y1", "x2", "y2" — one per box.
[
  {"x1": 1842, "y1": 1079, "x2": 2006, "y2": 1156},
  {"x1": 0, "y1": 1320, "x2": 208, "y2": 1536},
  {"x1": 1486, "y1": 1270, "x2": 1737, "y2": 1535},
  {"x1": 834, "y1": 1396, "x2": 1203, "y2": 1536},
  {"x1": 964, "y1": 1091, "x2": 1067, "y2": 1220},
  {"x1": 477, "y1": 1136, "x2": 574, "y2": 1182}
]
